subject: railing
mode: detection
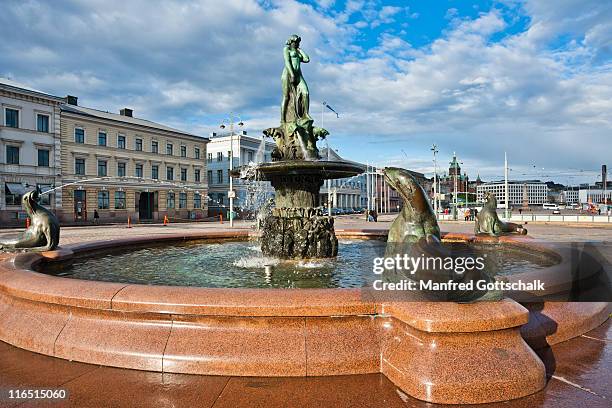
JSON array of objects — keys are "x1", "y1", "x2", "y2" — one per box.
[{"x1": 436, "y1": 214, "x2": 612, "y2": 223}]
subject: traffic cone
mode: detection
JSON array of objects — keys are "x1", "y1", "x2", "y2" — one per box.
[
  {"x1": 163, "y1": 215, "x2": 168, "y2": 226},
  {"x1": 220, "y1": 213, "x2": 223, "y2": 224},
  {"x1": 127, "y1": 217, "x2": 132, "y2": 229}
]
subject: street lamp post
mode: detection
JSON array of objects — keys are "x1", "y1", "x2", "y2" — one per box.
[{"x1": 220, "y1": 114, "x2": 244, "y2": 228}]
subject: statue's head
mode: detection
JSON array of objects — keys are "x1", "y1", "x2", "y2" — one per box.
[
  {"x1": 286, "y1": 34, "x2": 301, "y2": 48},
  {"x1": 483, "y1": 191, "x2": 497, "y2": 208},
  {"x1": 22, "y1": 190, "x2": 40, "y2": 212},
  {"x1": 383, "y1": 167, "x2": 420, "y2": 200}
]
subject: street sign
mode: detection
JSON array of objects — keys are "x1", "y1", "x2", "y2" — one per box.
[{"x1": 228, "y1": 190, "x2": 236, "y2": 199}]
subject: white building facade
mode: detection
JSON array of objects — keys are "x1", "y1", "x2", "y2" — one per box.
[
  {"x1": 578, "y1": 189, "x2": 612, "y2": 205},
  {"x1": 0, "y1": 79, "x2": 64, "y2": 225},
  {"x1": 206, "y1": 132, "x2": 276, "y2": 216},
  {"x1": 561, "y1": 189, "x2": 580, "y2": 204},
  {"x1": 477, "y1": 181, "x2": 549, "y2": 206}
]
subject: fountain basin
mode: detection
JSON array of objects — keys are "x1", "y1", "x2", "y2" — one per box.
[{"x1": 0, "y1": 230, "x2": 608, "y2": 404}]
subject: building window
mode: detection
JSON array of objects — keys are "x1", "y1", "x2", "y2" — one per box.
[
  {"x1": 74, "y1": 128, "x2": 84, "y2": 143},
  {"x1": 152, "y1": 165, "x2": 159, "y2": 180},
  {"x1": 195, "y1": 147, "x2": 200, "y2": 159},
  {"x1": 5, "y1": 108, "x2": 19, "y2": 128},
  {"x1": 135, "y1": 164, "x2": 143, "y2": 178},
  {"x1": 37, "y1": 149, "x2": 49, "y2": 167},
  {"x1": 217, "y1": 152, "x2": 223, "y2": 161},
  {"x1": 135, "y1": 138, "x2": 143, "y2": 151},
  {"x1": 37, "y1": 184, "x2": 52, "y2": 206},
  {"x1": 180, "y1": 145, "x2": 187, "y2": 157},
  {"x1": 114, "y1": 191, "x2": 126, "y2": 209},
  {"x1": 167, "y1": 192, "x2": 175, "y2": 209},
  {"x1": 217, "y1": 170, "x2": 223, "y2": 184},
  {"x1": 98, "y1": 191, "x2": 109, "y2": 209},
  {"x1": 166, "y1": 143, "x2": 173, "y2": 155},
  {"x1": 98, "y1": 160, "x2": 107, "y2": 177},
  {"x1": 179, "y1": 192, "x2": 187, "y2": 209},
  {"x1": 117, "y1": 162, "x2": 126, "y2": 177},
  {"x1": 6, "y1": 146, "x2": 19, "y2": 165},
  {"x1": 151, "y1": 140, "x2": 158, "y2": 153},
  {"x1": 248, "y1": 151, "x2": 253, "y2": 163},
  {"x1": 117, "y1": 134, "x2": 126, "y2": 149},
  {"x1": 166, "y1": 166, "x2": 174, "y2": 181},
  {"x1": 5, "y1": 183, "x2": 24, "y2": 206},
  {"x1": 98, "y1": 131, "x2": 107, "y2": 146},
  {"x1": 37, "y1": 114, "x2": 49, "y2": 133},
  {"x1": 194, "y1": 193, "x2": 201, "y2": 209},
  {"x1": 207, "y1": 170, "x2": 213, "y2": 184},
  {"x1": 181, "y1": 168, "x2": 187, "y2": 182},
  {"x1": 194, "y1": 169, "x2": 200, "y2": 182},
  {"x1": 218, "y1": 193, "x2": 224, "y2": 205},
  {"x1": 207, "y1": 153, "x2": 212, "y2": 162},
  {"x1": 75, "y1": 158, "x2": 85, "y2": 175}
]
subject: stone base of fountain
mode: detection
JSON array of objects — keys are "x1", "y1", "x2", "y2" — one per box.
[
  {"x1": 261, "y1": 208, "x2": 337, "y2": 259},
  {"x1": 234, "y1": 159, "x2": 364, "y2": 259}
]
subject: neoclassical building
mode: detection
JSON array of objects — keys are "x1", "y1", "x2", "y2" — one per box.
[
  {"x1": 59, "y1": 98, "x2": 209, "y2": 223},
  {"x1": 0, "y1": 79, "x2": 64, "y2": 225}
]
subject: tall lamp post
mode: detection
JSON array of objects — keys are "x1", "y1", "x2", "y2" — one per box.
[{"x1": 220, "y1": 114, "x2": 244, "y2": 228}]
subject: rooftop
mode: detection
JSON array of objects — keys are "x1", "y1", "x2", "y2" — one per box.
[
  {"x1": 0, "y1": 77, "x2": 65, "y2": 103},
  {"x1": 60, "y1": 104, "x2": 207, "y2": 141}
]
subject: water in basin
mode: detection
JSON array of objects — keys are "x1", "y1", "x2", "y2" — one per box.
[{"x1": 39, "y1": 239, "x2": 557, "y2": 289}]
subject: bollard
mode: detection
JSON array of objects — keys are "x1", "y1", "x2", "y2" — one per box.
[
  {"x1": 25, "y1": 217, "x2": 30, "y2": 229},
  {"x1": 220, "y1": 213, "x2": 223, "y2": 224},
  {"x1": 127, "y1": 216, "x2": 132, "y2": 229}
]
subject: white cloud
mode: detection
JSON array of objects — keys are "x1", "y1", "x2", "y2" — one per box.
[{"x1": 1, "y1": 0, "x2": 610, "y2": 183}]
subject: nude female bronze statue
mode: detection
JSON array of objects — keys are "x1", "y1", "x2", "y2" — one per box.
[
  {"x1": 281, "y1": 34, "x2": 311, "y2": 124},
  {"x1": 0, "y1": 190, "x2": 60, "y2": 251}
]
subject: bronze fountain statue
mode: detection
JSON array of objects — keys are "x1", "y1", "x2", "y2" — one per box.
[
  {"x1": 235, "y1": 35, "x2": 363, "y2": 259},
  {"x1": 0, "y1": 190, "x2": 60, "y2": 252},
  {"x1": 475, "y1": 192, "x2": 527, "y2": 236}
]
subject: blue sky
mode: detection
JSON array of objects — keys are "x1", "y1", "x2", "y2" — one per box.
[{"x1": 2, "y1": 0, "x2": 611, "y2": 184}]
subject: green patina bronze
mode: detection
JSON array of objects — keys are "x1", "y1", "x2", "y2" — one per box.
[
  {"x1": 265, "y1": 35, "x2": 327, "y2": 162},
  {"x1": 475, "y1": 192, "x2": 527, "y2": 236},
  {"x1": 383, "y1": 167, "x2": 441, "y2": 244},
  {"x1": 0, "y1": 190, "x2": 60, "y2": 252},
  {"x1": 235, "y1": 35, "x2": 363, "y2": 259}
]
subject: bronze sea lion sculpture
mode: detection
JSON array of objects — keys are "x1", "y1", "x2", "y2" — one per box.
[
  {"x1": 475, "y1": 192, "x2": 527, "y2": 236},
  {"x1": 382, "y1": 167, "x2": 495, "y2": 302},
  {"x1": 383, "y1": 167, "x2": 441, "y2": 244},
  {"x1": 0, "y1": 190, "x2": 60, "y2": 251}
]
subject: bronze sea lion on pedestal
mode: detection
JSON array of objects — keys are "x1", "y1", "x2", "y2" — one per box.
[
  {"x1": 383, "y1": 167, "x2": 441, "y2": 245},
  {"x1": 475, "y1": 192, "x2": 527, "y2": 236},
  {"x1": 0, "y1": 190, "x2": 60, "y2": 251}
]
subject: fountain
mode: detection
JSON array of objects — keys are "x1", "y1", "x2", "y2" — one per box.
[
  {"x1": 0, "y1": 34, "x2": 608, "y2": 407},
  {"x1": 233, "y1": 34, "x2": 363, "y2": 259}
]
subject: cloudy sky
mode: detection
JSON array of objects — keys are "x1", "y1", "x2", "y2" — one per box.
[{"x1": 2, "y1": 0, "x2": 610, "y2": 184}]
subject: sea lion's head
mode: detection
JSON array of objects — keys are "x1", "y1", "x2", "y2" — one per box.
[
  {"x1": 22, "y1": 190, "x2": 40, "y2": 214},
  {"x1": 483, "y1": 191, "x2": 497, "y2": 209},
  {"x1": 383, "y1": 167, "x2": 428, "y2": 212}
]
